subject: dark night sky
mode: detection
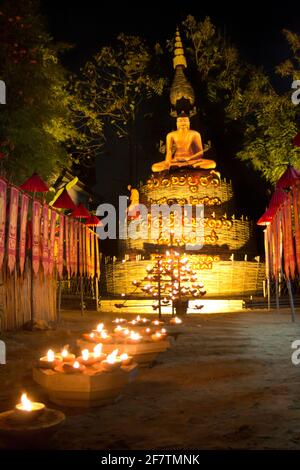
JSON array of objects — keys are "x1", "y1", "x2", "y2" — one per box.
[
  {"x1": 39, "y1": 1, "x2": 300, "y2": 229},
  {"x1": 41, "y1": 0, "x2": 300, "y2": 80}
]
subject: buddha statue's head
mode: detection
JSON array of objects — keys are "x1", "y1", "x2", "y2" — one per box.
[{"x1": 176, "y1": 116, "x2": 190, "y2": 131}]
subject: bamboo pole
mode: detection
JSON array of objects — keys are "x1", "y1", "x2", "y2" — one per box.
[
  {"x1": 267, "y1": 278, "x2": 271, "y2": 310},
  {"x1": 57, "y1": 280, "x2": 62, "y2": 324},
  {"x1": 95, "y1": 277, "x2": 99, "y2": 311},
  {"x1": 80, "y1": 276, "x2": 84, "y2": 316},
  {"x1": 275, "y1": 276, "x2": 280, "y2": 313},
  {"x1": 286, "y1": 278, "x2": 296, "y2": 323}
]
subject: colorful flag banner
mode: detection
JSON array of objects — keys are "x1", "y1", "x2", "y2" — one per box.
[
  {"x1": 95, "y1": 234, "x2": 101, "y2": 279},
  {"x1": 86, "y1": 227, "x2": 91, "y2": 277},
  {"x1": 282, "y1": 195, "x2": 296, "y2": 279},
  {"x1": 19, "y1": 193, "x2": 29, "y2": 275},
  {"x1": 74, "y1": 220, "x2": 79, "y2": 276},
  {"x1": 79, "y1": 222, "x2": 83, "y2": 276},
  {"x1": 32, "y1": 200, "x2": 41, "y2": 275},
  {"x1": 0, "y1": 179, "x2": 7, "y2": 270},
  {"x1": 57, "y1": 214, "x2": 64, "y2": 279},
  {"x1": 292, "y1": 185, "x2": 300, "y2": 274},
  {"x1": 48, "y1": 209, "x2": 57, "y2": 275},
  {"x1": 65, "y1": 217, "x2": 70, "y2": 278},
  {"x1": 69, "y1": 218, "x2": 73, "y2": 276},
  {"x1": 82, "y1": 224, "x2": 86, "y2": 276},
  {"x1": 42, "y1": 204, "x2": 49, "y2": 275},
  {"x1": 90, "y1": 230, "x2": 95, "y2": 278},
  {"x1": 7, "y1": 187, "x2": 19, "y2": 273}
]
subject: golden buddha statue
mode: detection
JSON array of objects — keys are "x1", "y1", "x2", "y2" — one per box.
[
  {"x1": 151, "y1": 116, "x2": 216, "y2": 173},
  {"x1": 151, "y1": 30, "x2": 216, "y2": 174}
]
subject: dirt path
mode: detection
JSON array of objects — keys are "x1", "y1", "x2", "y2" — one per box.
[{"x1": 1, "y1": 309, "x2": 300, "y2": 449}]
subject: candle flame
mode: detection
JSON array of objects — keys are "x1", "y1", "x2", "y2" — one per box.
[
  {"x1": 120, "y1": 353, "x2": 129, "y2": 361},
  {"x1": 106, "y1": 349, "x2": 119, "y2": 364},
  {"x1": 90, "y1": 332, "x2": 95, "y2": 338},
  {"x1": 81, "y1": 349, "x2": 89, "y2": 361},
  {"x1": 93, "y1": 343, "x2": 103, "y2": 358},
  {"x1": 136, "y1": 315, "x2": 141, "y2": 321},
  {"x1": 47, "y1": 349, "x2": 55, "y2": 362},
  {"x1": 130, "y1": 331, "x2": 141, "y2": 341},
  {"x1": 20, "y1": 393, "x2": 32, "y2": 411},
  {"x1": 73, "y1": 361, "x2": 80, "y2": 369},
  {"x1": 114, "y1": 325, "x2": 123, "y2": 333},
  {"x1": 96, "y1": 323, "x2": 104, "y2": 333},
  {"x1": 100, "y1": 331, "x2": 108, "y2": 339},
  {"x1": 61, "y1": 348, "x2": 68, "y2": 358}
]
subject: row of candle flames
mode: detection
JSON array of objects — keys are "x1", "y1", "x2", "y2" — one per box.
[{"x1": 16, "y1": 315, "x2": 182, "y2": 417}]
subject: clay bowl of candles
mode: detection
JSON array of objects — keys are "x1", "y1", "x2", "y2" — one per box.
[
  {"x1": 119, "y1": 353, "x2": 133, "y2": 366},
  {"x1": 38, "y1": 350, "x2": 62, "y2": 369},
  {"x1": 169, "y1": 316, "x2": 183, "y2": 325},
  {"x1": 100, "y1": 350, "x2": 122, "y2": 372},
  {"x1": 152, "y1": 320, "x2": 165, "y2": 327},
  {"x1": 14, "y1": 393, "x2": 46, "y2": 423},
  {"x1": 126, "y1": 331, "x2": 143, "y2": 344},
  {"x1": 77, "y1": 349, "x2": 97, "y2": 366},
  {"x1": 82, "y1": 332, "x2": 100, "y2": 343},
  {"x1": 59, "y1": 348, "x2": 76, "y2": 363},
  {"x1": 112, "y1": 318, "x2": 127, "y2": 325},
  {"x1": 151, "y1": 330, "x2": 167, "y2": 342},
  {"x1": 55, "y1": 361, "x2": 86, "y2": 374}
]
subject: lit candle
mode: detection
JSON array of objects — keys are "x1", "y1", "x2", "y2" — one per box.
[
  {"x1": 101, "y1": 349, "x2": 121, "y2": 371},
  {"x1": 151, "y1": 332, "x2": 163, "y2": 341},
  {"x1": 93, "y1": 343, "x2": 105, "y2": 361},
  {"x1": 96, "y1": 323, "x2": 104, "y2": 333},
  {"x1": 61, "y1": 348, "x2": 75, "y2": 362},
  {"x1": 129, "y1": 331, "x2": 141, "y2": 341},
  {"x1": 170, "y1": 316, "x2": 182, "y2": 325},
  {"x1": 120, "y1": 353, "x2": 132, "y2": 365},
  {"x1": 39, "y1": 349, "x2": 60, "y2": 368},
  {"x1": 79, "y1": 349, "x2": 96, "y2": 366},
  {"x1": 15, "y1": 393, "x2": 45, "y2": 422}
]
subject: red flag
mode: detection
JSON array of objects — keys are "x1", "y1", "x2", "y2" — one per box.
[
  {"x1": 73, "y1": 221, "x2": 78, "y2": 276},
  {"x1": 7, "y1": 187, "x2": 19, "y2": 273},
  {"x1": 19, "y1": 194, "x2": 29, "y2": 275},
  {"x1": 32, "y1": 200, "x2": 41, "y2": 275},
  {"x1": 42, "y1": 204, "x2": 49, "y2": 275},
  {"x1": 293, "y1": 185, "x2": 300, "y2": 274},
  {"x1": 48, "y1": 209, "x2": 56, "y2": 275},
  {"x1": 82, "y1": 225, "x2": 86, "y2": 276},
  {"x1": 57, "y1": 214, "x2": 64, "y2": 279},
  {"x1": 0, "y1": 179, "x2": 7, "y2": 270},
  {"x1": 65, "y1": 217, "x2": 70, "y2": 278},
  {"x1": 86, "y1": 227, "x2": 91, "y2": 277},
  {"x1": 282, "y1": 195, "x2": 296, "y2": 279},
  {"x1": 79, "y1": 222, "x2": 83, "y2": 276},
  {"x1": 90, "y1": 230, "x2": 95, "y2": 278}
]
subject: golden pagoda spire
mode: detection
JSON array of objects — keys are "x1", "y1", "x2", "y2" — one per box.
[
  {"x1": 173, "y1": 27, "x2": 187, "y2": 69},
  {"x1": 170, "y1": 28, "x2": 196, "y2": 117}
]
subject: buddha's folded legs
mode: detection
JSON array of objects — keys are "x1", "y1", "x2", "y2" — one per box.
[
  {"x1": 192, "y1": 159, "x2": 216, "y2": 169},
  {"x1": 151, "y1": 161, "x2": 170, "y2": 172}
]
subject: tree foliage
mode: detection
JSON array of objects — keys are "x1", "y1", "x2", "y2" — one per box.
[
  {"x1": 183, "y1": 15, "x2": 300, "y2": 184},
  {"x1": 73, "y1": 34, "x2": 165, "y2": 166},
  {"x1": 0, "y1": 0, "x2": 87, "y2": 184}
]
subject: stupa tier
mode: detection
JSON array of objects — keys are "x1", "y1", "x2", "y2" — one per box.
[{"x1": 122, "y1": 168, "x2": 256, "y2": 256}]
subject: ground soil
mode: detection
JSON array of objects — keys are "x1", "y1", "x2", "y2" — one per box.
[{"x1": 1, "y1": 309, "x2": 300, "y2": 450}]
